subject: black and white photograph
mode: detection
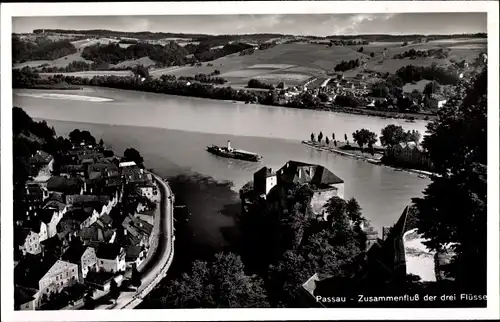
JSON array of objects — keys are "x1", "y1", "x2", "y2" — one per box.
[{"x1": 1, "y1": 1, "x2": 499, "y2": 321}]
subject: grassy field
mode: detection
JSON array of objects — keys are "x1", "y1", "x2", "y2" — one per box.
[
  {"x1": 40, "y1": 70, "x2": 133, "y2": 78},
  {"x1": 402, "y1": 79, "x2": 433, "y2": 93},
  {"x1": 20, "y1": 37, "x2": 486, "y2": 86}
]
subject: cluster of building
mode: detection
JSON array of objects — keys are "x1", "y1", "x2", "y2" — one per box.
[
  {"x1": 384, "y1": 141, "x2": 433, "y2": 169},
  {"x1": 14, "y1": 143, "x2": 159, "y2": 310},
  {"x1": 270, "y1": 69, "x2": 455, "y2": 115}
]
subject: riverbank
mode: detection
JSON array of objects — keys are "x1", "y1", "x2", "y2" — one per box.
[
  {"x1": 119, "y1": 173, "x2": 175, "y2": 309},
  {"x1": 314, "y1": 105, "x2": 436, "y2": 121},
  {"x1": 14, "y1": 68, "x2": 436, "y2": 122},
  {"x1": 302, "y1": 140, "x2": 438, "y2": 179}
]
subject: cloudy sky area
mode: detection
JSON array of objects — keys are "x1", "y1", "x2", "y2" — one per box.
[{"x1": 13, "y1": 13, "x2": 486, "y2": 36}]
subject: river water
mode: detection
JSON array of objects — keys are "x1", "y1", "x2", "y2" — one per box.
[{"x1": 14, "y1": 87, "x2": 431, "y2": 249}]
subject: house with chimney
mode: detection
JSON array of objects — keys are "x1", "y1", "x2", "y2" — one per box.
[{"x1": 250, "y1": 161, "x2": 345, "y2": 217}]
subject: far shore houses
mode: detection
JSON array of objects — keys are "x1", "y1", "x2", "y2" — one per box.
[{"x1": 14, "y1": 141, "x2": 160, "y2": 310}]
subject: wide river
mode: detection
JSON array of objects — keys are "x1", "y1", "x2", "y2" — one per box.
[{"x1": 14, "y1": 87, "x2": 431, "y2": 249}]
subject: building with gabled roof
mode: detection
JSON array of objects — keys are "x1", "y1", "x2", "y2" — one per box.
[
  {"x1": 18, "y1": 218, "x2": 49, "y2": 255},
  {"x1": 251, "y1": 161, "x2": 345, "y2": 217},
  {"x1": 95, "y1": 243, "x2": 126, "y2": 273},
  {"x1": 62, "y1": 243, "x2": 98, "y2": 281},
  {"x1": 38, "y1": 260, "x2": 79, "y2": 303},
  {"x1": 125, "y1": 245, "x2": 145, "y2": 269}
]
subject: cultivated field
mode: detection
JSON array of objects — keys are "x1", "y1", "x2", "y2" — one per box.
[
  {"x1": 114, "y1": 56, "x2": 156, "y2": 68},
  {"x1": 18, "y1": 37, "x2": 487, "y2": 87},
  {"x1": 40, "y1": 70, "x2": 133, "y2": 78}
]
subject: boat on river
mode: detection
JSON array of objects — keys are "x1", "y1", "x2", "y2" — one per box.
[{"x1": 206, "y1": 140, "x2": 262, "y2": 162}]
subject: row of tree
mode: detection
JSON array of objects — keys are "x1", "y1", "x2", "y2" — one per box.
[
  {"x1": 12, "y1": 36, "x2": 77, "y2": 63},
  {"x1": 310, "y1": 125, "x2": 422, "y2": 152},
  {"x1": 393, "y1": 48, "x2": 449, "y2": 60},
  {"x1": 81, "y1": 42, "x2": 189, "y2": 66},
  {"x1": 334, "y1": 58, "x2": 361, "y2": 72},
  {"x1": 247, "y1": 78, "x2": 275, "y2": 90},
  {"x1": 395, "y1": 64, "x2": 460, "y2": 86},
  {"x1": 178, "y1": 73, "x2": 228, "y2": 85}
]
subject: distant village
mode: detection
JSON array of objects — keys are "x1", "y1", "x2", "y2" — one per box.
[{"x1": 14, "y1": 138, "x2": 160, "y2": 310}]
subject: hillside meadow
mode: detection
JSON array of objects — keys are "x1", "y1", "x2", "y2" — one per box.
[{"x1": 23, "y1": 37, "x2": 486, "y2": 88}]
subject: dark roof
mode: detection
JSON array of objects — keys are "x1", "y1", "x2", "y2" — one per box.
[
  {"x1": 26, "y1": 184, "x2": 44, "y2": 197},
  {"x1": 47, "y1": 176, "x2": 81, "y2": 193},
  {"x1": 43, "y1": 200, "x2": 67, "y2": 212},
  {"x1": 254, "y1": 166, "x2": 274, "y2": 178},
  {"x1": 80, "y1": 222, "x2": 115, "y2": 243},
  {"x1": 61, "y1": 243, "x2": 87, "y2": 264},
  {"x1": 62, "y1": 164, "x2": 86, "y2": 172},
  {"x1": 125, "y1": 245, "x2": 143, "y2": 261},
  {"x1": 66, "y1": 194, "x2": 110, "y2": 206},
  {"x1": 89, "y1": 171, "x2": 103, "y2": 181},
  {"x1": 89, "y1": 163, "x2": 118, "y2": 173},
  {"x1": 66, "y1": 207, "x2": 91, "y2": 223},
  {"x1": 47, "y1": 192, "x2": 65, "y2": 204},
  {"x1": 29, "y1": 150, "x2": 53, "y2": 165},
  {"x1": 85, "y1": 271, "x2": 114, "y2": 286},
  {"x1": 99, "y1": 213, "x2": 113, "y2": 226},
  {"x1": 38, "y1": 208, "x2": 56, "y2": 224},
  {"x1": 122, "y1": 215, "x2": 153, "y2": 237},
  {"x1": 14, "y1": 286, "x2": 38, "y2": 306},
  {"x1": 14, "y1": 253, "x2": 57, "y2": 289},
  {"x1": 278, "y1": 161, "x2": 344, "y2": 186},
  {"x1": 105, "y1": 178, "x2": 122, "y2": 187},
  {"x1": 24, "y1": 218, "x2": 44, "y2": 234},
  {"x1": 96, "y1": 243, "x2": 123, "y2": 260}
]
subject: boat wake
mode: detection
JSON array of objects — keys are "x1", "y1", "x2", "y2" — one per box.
[{"x1": 15, "y1": 92, "x2": 114, "y2": 102}]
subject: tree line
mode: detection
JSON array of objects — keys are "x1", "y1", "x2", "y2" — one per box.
[
  {"x1": 393, "y1": 48, "x2": 450, "y2": 60},
  {"x1": 310, "y1": 125, "x2": 422, "y2": 153},
  {"x1": 334, "y1": 58, "x2": 361, "y2": 72},
  {"x1": 81, "y1": 42, "x2": 189, "y2": 66},
  {"x1": 12, "y1": 36, "x2": 77, "y2": 63}
]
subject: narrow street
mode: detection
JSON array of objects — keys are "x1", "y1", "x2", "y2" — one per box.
[{"x1": 92, "y1": 173, "x2": 175, "y2": 310}]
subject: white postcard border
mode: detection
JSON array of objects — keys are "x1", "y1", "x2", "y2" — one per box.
[{"x1": 1, "y1": 1, "x2": 499, "y2": 321}]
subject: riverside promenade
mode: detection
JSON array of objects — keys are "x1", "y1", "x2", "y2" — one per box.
[
  {"x1": 115, "y1": 173, "x2": 175, "y2": 309},
  {"x1": 89, "y1": 172, "x2": 175, "y2": 310}
]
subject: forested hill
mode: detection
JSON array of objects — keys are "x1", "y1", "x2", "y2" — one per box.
[{"x1": 29, "y1": 29, "x2": 290, "y2": 42}]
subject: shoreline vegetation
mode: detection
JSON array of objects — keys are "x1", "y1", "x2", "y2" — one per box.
[
  {"x1": 14, "y1": 75, "x2": 436, "y2": 122},
  {"x1": 301, "y1": 140, "x2": 437, "y2": 178}
]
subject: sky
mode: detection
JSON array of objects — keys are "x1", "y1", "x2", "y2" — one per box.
[{"x1": 13, "y1": 13, "x2": 487, "y2": 36}]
